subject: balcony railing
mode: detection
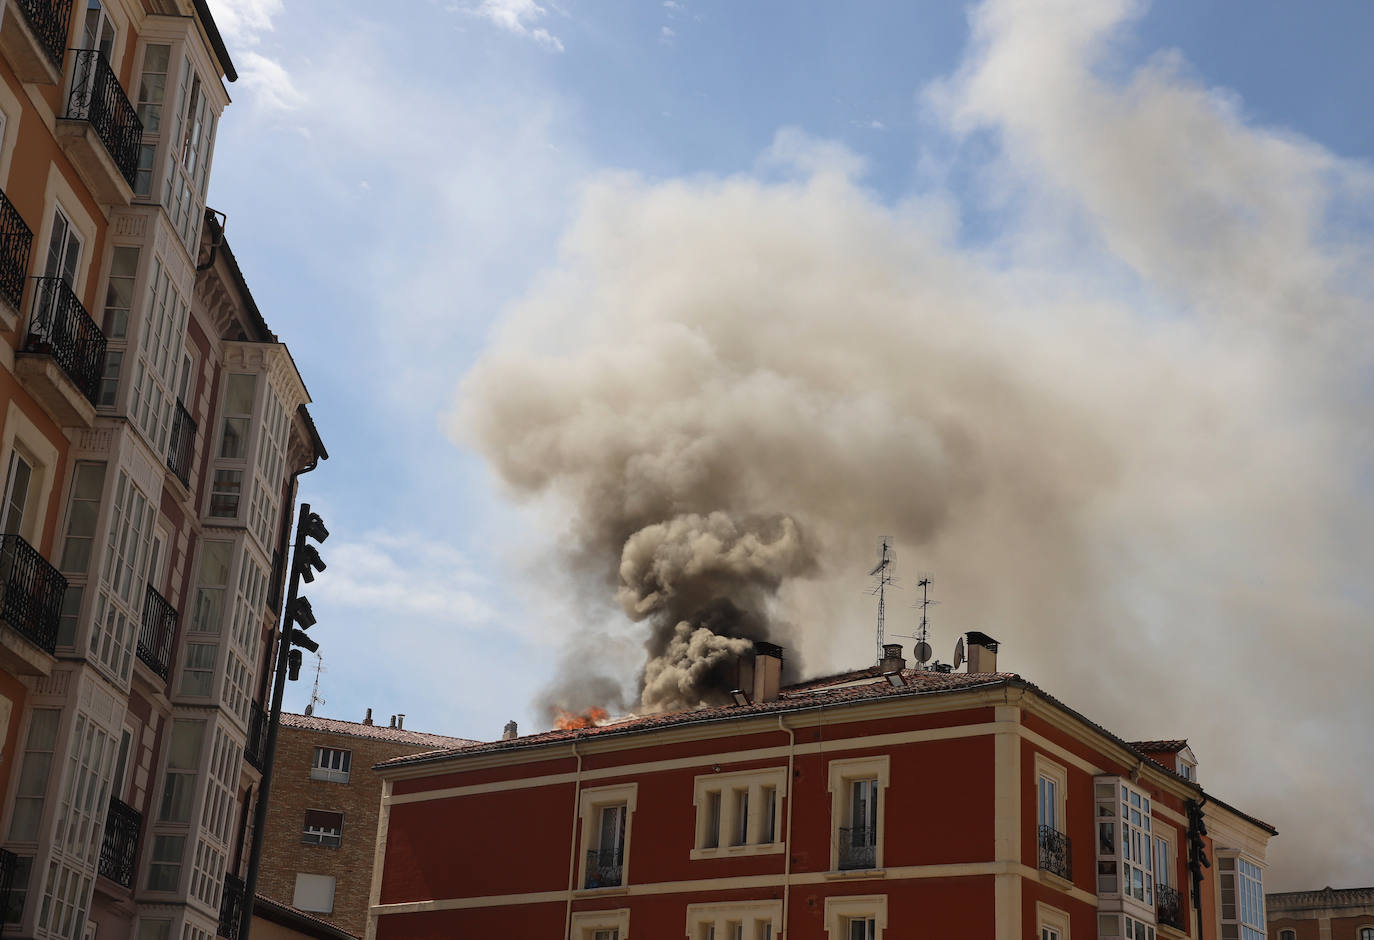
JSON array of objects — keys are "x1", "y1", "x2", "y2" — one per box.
[
  {"x1": 838, "y1": 826, "x2": 877, "y2": 870},
  {"x1": 15, "y1": 0, "x2": 72, "y2": 67},
  {"x1": 1037, "y1": 824, "x2": 1072, "y2": 880},
  {"x1": 136, "y1": 583, "x2": 177, "y2": 680},
  {"x1": 218, "y1": 872, "x2": 245, "y2": 940},
  {"x1": 0, "y1": 848, "x2": 16, "y2": 928},
  {"x1": 0, "y1": 533, "x2": 66, "y2": 655},
  {"x1": 97, "y1": 796, "x2": 141, "y2": 888},
  {"x1": 246, "y1": 701, "x2": 269, "y2": 771},
  {"x1": 584, "y1": 848, "x2": 622, "y2": 889},
  {"x1": 64, "y1": 49, "x2": 142, "y2": 188},
  {"x1": 167, "y1": 398, "x2": 196, "y2": 486},
  {"x1": 26, "y1": 276, "x2": 106, "y2": 406},
  {"x1": 1156, "y1": 883, "x2": 1185, "y2": 931},
  {"x1": 0, "y1": 191, "x2": 33, "y2": 312}
]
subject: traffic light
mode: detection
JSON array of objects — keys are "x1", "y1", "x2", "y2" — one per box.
[
  {"x1": 283, "y1": 506, "x2": 328, "y2": 682},
  {"x1": 298, "y1": 544, "x2": 326, "y2": 583},
  {"x1": 288, "y1": 648, "x2": 302, "y2": 682}
]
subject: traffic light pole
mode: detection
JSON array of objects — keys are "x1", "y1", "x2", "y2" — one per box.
[{"x1": 239, "y1": 501, "x2": 312, "y2": 939}]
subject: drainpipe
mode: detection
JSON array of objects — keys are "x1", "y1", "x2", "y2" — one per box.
[
  {"x1": 564, "y1": 739, "x2": 585, "y2": 940},
  {"x1": 778, "y1": 716, "x2": 796, "y2": 939}
]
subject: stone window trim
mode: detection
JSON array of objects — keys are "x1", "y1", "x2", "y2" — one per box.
[
  {"x1": 576, "y1": 782, "x2": 637, "y2": 893},
  {"x1": 686, "y1": 899, "x2": 781, "y2": 940},
  {"x1": 691, "y1": 766, "x2": 787, "y2": 860},
  {"x1": 1037, "y1": 901, "x2": 1072, "y2": 940},
  {"x1": 0, "y1": 401, "x2": 60, "y2": 548},
  {"x1": 1035, "y1": 752, "x2": 1069, "y2": 833},
  {"x1": 827, "y1": 755, "x2": 890, "y2": 873},
  {"x1": 569, "y1": 906, "x2": 629, "y2": 939},
  {"x1": 823, "y1": 895, "x2": 887, "y2": 939}
]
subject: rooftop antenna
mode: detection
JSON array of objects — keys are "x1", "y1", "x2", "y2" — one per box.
[
  {"x1": 305, "y1": 655, "x2": 326, "y2": 717},
  {"x1": 869, "y1": 538, "x2": 896, "y2": 662},
  {"x1": 912, "y1": 576, "x2": 936, "y2": 667}
]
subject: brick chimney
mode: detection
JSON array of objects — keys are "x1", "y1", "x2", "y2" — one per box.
[
  {"x1": 752, "y1": 642, "x2": 783, "y2": 703},
  {"x1": 396, "y1": 713, "x2": 405, "y2": 730},
  {"x1": 502, "y1": 720, "x2": 518, "y2": 740},
  {"x1": 966, "y1": 632, "x2": 999, "y2": 674},
  {"x1": 363, "y1": 708, "x2": 373, "y2": 726},
  {"x1": 879, "y1": 643, "x2": 906, "y2": 673}
]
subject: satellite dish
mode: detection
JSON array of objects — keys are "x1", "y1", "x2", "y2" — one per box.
[
  {"x1": 953, "y1": 637, "x2": 965, "y2": 670},
  {"x1": 914, "y1": 641, "x2": 932, "y2": 664}
]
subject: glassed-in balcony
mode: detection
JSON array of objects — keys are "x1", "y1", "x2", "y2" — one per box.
[
  {"x1": 57, "y1": 49, "x2": 142, "y2": 205},
  {"x1": 0, "y1": 191, "x2": 33, "y2": 316},
  {"x1": 18, "y1": 276, "x2": 106, "y2": 426},
  {"x1": 0, "y1": 0, "x2": 73, "y2": 84}
]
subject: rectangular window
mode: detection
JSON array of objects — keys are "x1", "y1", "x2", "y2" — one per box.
[
  {"x1": 146, "y1": 834, "x2": 184, "y2": 891},
  {"x1": 847, "y1": 918, "x2": 876, "y2": 940},
  {"x1": 98, "y1": 350, "x2": 122, "y2": 409},
  {"x1": 311, "y1": 747, "x2": 351, "y2": 783},
  {"x1": 178, "y1": 641, "x2": 216, "y2": 696},
  {"x1": 209, "y1": 469, "x2": 242, "y2": 517},
  {"x1": 703, "y1": 790, "x2": 721, "y2": 848},
  {"x1": 732, "y1": 788, "x2": 749, "y2": 846},
  {"x1": 2, "y1": 450, "x2": 32, "y2": 537},
  {"x1": 191, "y1": 540, "x2": 232, "y2": 634},
  {"x1": 694, "y1": 768, "x2": 786, "y2": 858},
  {"x1": 2, "y1": 855, "x2": 32, "y2": 924},
  {"x1": 8, "y1": 708, "x2": 60, "y2": 841},
  {"x1": 1095, "y1": 778, "x2": 1154, "y2": 904},
  {"x1": 1219, "y1": 856, "x2": 1266, "y2": 940},
  {"x1": 101, "y1": 245, "x2": 138, "y2": 339},
  {"x1": 292, "y1": 873, "x2": 335, "y2": 914},
  {"x1": 1038, "y1": 775, "x2": 1058, "y2": 830},
  {"x1": 302, "y1": 809, "x2": 343, "y2": 847},
  {"x1": 590, "y1": 803, "x2": 626, "y2": 887},
  {"x1": 60, "y1": 461, "x2": 106, "y2": 572},
  {"x1": 841, "y1": 778, "x2": 878, "y2": 869},
  {"x1": 159, "y1": 719, "x2": 204, "y2": 822}
]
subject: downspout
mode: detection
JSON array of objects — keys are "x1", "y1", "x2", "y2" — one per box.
[
  {"x1": 778, "y1": 716, "x2": 796, "y2": 939},
  {"x1": 564, "y1": 739, "x2": 585, "y2": 940}
]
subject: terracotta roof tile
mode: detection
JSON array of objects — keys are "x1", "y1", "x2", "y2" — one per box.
[{"x1": 279, "y1": 712, "x2": 478, "y2": 749}]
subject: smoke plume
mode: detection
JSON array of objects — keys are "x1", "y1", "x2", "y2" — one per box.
[{"x1": 455, "y1": 0, "x2": 1374, "y2": 887}]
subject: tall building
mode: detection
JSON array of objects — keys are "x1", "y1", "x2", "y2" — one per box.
[
  {"x1": 367, "y1": 638, "x2": 1277, "y2": 940},
  {"x1": 1266, "y1": 886, "x2": 1374, "y2": 940},
  {"x1": 0, "y1": 4, "x2": 328, "y2": 939},
  {"x1": 254, "y1": 711, "x2": 476, "y2": 938}
]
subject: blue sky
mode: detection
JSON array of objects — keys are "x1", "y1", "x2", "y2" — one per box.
[{"x1": 202, "y1": 1, "x2": 1374, "y2": 886}]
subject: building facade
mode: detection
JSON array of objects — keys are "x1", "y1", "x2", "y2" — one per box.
[
  {"x1": 1267, "y1": 887, "x2": 1374, "y2": 940},
  {"x1": 368, "y1": 639, "x2": 1276, "y2": 940},
  {"x1": 255, "y1": 712, "x2": 475, "y2": 939},
  {"x1": 0, "y1": 4, "x2": 328, "y2": 939}
]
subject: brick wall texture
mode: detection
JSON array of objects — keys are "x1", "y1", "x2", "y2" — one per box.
[{"x1": 257, "y1": 722, "x2": 453, "y2": 937}]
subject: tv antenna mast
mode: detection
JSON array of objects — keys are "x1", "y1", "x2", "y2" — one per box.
[
  {"x1": 912, "y1": 577, "x2": 936, "y2": 667},
  {"x1": 305, "y1": 655, "x2": 327, "y2": 716},
  {"x1": 869, "y1": 538, "x2": 896, "y2": 661}
]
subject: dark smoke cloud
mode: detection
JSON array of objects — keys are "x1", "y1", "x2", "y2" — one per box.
[{"x1": 455, "y1": 0, "x2": 1374, "y2": 888}]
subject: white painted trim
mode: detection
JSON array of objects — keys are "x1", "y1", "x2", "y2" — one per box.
[
  {"x1": 684, "y1": 899, "x2": 781, "y2": 940},
  {"x1": 823, "y1": 894, "x2": 887, "y2": 939},
  {"x1": 827, "y1": 754, "x2": 889, "y2": 873},
  {"x1": 1037, "y1": 901, "x2": 1071, "y2": 940},
  {"x1": 569, "y1": 908, "x2": 629, "y2": 940},
  {"x1": 691, "y1": 765, "x2": 787, "y2": 858},
  {"x1": 576, "y1": 782, "x2": 637, "y2": 893},
  {"x1": 0, "y1": 400, "x2": 61, "y2": 548}
]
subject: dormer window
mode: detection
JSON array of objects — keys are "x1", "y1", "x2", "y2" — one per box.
[{"x1": 1177, "y1": 746, "x2": 1197, "y2": 782}]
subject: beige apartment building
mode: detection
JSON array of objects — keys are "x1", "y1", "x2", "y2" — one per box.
[
  {"x1": 0, "y1": 3, "x2": 329, "y2": 939},
  {"x1": 255, "y1": 712, "x2": 475, "y2": 938}
]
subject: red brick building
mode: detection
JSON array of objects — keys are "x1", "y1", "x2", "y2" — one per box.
[
  {"x1": 366, "y1": 638, "x2": 1277, "y2": 940},
  {"x1": 256, "y1": 711, "x2": 476, "y2": 938},
  {"x1": 1267, "y1": 886, "x2": 1374, "y2": 940}
]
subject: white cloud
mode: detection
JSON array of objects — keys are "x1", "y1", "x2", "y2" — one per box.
[
  {"x1": 471, "y1": 0, "x2": 565, "y2": 51},
  {"x1": 207, "y1": 0, "x2": 299, "y2": 109},
  {"x1": 321, "y1": 533, "x2": 494, "y2": 623},
  {"x1": 237, "y1": 51, "x2": 304, "y2": 111},
  {"x1": 206, "y1": 0, "x2": 282, "y2": 46},
  {"x1": 659, "y1": 25, "x2": 675, "y2": 44}
]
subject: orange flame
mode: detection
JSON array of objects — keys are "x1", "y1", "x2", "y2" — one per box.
[{"x1": 554, "y1": 706, "x2": 609, "y2": 730}]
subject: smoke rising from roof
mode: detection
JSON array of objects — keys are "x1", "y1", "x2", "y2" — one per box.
[{"x1": 455, "y1": 0, "x2": 1374, "y2": 887}]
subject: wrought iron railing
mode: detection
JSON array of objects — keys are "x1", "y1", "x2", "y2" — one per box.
[
  {"x1": 0, "y1": 191, "x2": 33, "y2": 312},
  {"x1": 584, "y1": 848, "x2": 622, "y2": 889},
  {"x1": 166, "y1": 398, "x2": 196, "y2": 486},
  {"x1": 218, "y1": 872, "x2": 245, "y2": 940},
  {"x1": 14, "y1": 0, "x2": 73, "y2": 67},
  {"x1": 0, "y1": 848, "x2": 16, "y2": 928},
  {"x1": 64, "y1": 49, "x2": 143, "y2": 188},
  {"x1": 98, "y1": 796, "x2": 141, "y2": 888},
  {"x1": 26, "y1": 276, "x2": 106, "y2": 405},
  {"x1": 0, "y1": 533, "x2": 66, "y2": 654},
  {"x1": 246, "y1": 701, "x2": 268, "y2": 771},
  {"x1": 838, "y1": 826, "x2": 877, "y2": 870},
  {"x1": 136, "y1": 582, "x2": 177, "y2": 679},
  {"x1": 1157, "y1": 882, "x2": 1185, "y2": 930},
  {"x1": 1038, "y1": 824, "x2": 1072, "y2": 880}
]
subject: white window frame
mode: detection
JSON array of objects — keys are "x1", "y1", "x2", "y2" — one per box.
[
  {"x1": 1037, "y1": 901, "x2": 1071, "y2": 940},
  {"x1": 301, "y1": 808, "x2": 343, "y2": 847},
  {"x1": 823, "y1": 895, "x2": 887, "y2": 940},
  {"x1": 827, "y1": 755, "x2": 889, "y2": 872},
  {"x1": 686, "y1": 900, "x2": 780, "y2": 940},
  {"x1": 691, "y1": 766, "x2": 787, "y2": 859},
  {"x1": 1035, "y1": 752, "x2": 1068, "y2": 832},
  {"x1": 577, "y1": 782, "x2": 636, "y2": 892},
  {"x1": 569, "y1": 908, "x2": 629, "y2": 940},
  {"x1": 0, "y1": 401, "x2": 59, "y2": 548},
  {"x1": 310, "y1": 746, "x2": 351, "y2": 783}
]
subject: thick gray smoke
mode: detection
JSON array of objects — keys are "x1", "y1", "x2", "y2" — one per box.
[{"x1": 455, "y1": 0, "x2": 1374, "y2": 887}]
